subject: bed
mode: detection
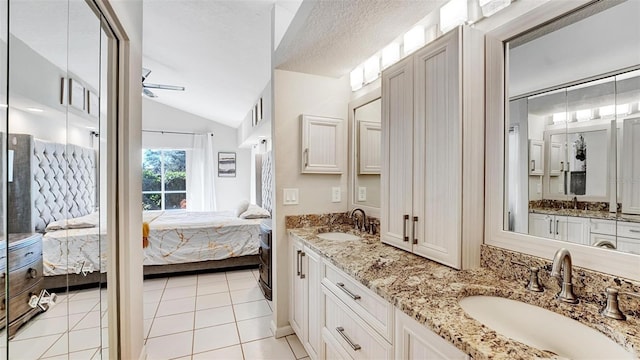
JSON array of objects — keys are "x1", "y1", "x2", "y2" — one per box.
[{"x1": 9, "y1": 134, "x2": 269, "y2": 289}]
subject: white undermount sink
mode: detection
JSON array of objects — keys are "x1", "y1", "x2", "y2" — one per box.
[
  {"x1": 459, "y1": 296, "x2": 634, "y2": 359},
  {"x1": 316, "y1": 232, "x2": 360, "y2": 241}
]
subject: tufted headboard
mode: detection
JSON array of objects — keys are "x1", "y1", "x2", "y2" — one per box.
[
  {"x1": 8, "y1": 134, "x2": 96, "y2": 233},
  {"x1": 261, "y1": 151, "x2": 273, "y2": 215}
]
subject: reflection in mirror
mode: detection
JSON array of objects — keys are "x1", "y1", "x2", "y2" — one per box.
[
  {"x1": 0, "y1": 0, "x2": 7, "y2": 355},
  {"x1": 505, "y1": 0, "x2": 640, "y2": 255},
  {"x1": 6, "y1": 0, "x2": 110, "y2": 357},
  {"x1": 354, "y1": 98, "x2": 381, "y2": 209}
]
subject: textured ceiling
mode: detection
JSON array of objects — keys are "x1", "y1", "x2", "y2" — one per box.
[
  {"x1": 275, "y1": 0, "x2": 446, "y2": 78},
  {"x1": 143, "y1": 0, "x2": 274, "y2": 128}
]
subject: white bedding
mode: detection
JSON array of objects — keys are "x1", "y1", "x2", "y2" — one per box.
[{"x1": 43, "y1": 210, "x2": 264, "y2": 276}]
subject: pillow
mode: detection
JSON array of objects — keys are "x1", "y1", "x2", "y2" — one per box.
[
  {"x1": 45, "y1": 212, "x2": 99, "y2": 231},
  {"x1": 235, "y1": 200, "x2": 250, "y2": 217},
  {"x1": 240, "y1": 204, "x2": 271, "y2": 219}
]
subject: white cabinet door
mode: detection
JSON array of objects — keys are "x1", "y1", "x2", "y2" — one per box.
[
  {"x1": 305, "y1": 247, "x2": 322, "y2": 359},
  {"x1": 529, "y1": 140, "x2": 544, "y2": 175},
  {"x1": 549, "y1": 142, "x2": 563, "y2": 176},
  {"x1": 290, "y1": 237, "x2": 305, "y2": 337},
  {"x1": 381, "y1": 56, "x2": 414, "y2": 252},
  {"x1": 622, "y1": 118, "x2": 640, "y2": 214},
  {"x1": 301, "y1": 115, "x2": 344, "y2": 174},
  {"x1": 411, "y1": 27, "x2": 462, "y2": 269},
  {"x1": 395, "y1": 309, "x2": 469, "y2": 360},
  {"x1": 529, "y1": 213, "x2": 553, "y2": 239},
  {"x1": 358, "y1": 121, "x2": 381, "y2": 175},
  {"x1": 557, "y1": 216, "x2": 589, "y2": 245}
]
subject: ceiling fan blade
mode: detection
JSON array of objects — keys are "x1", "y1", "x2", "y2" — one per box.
[
  {"x1": 142, "y1": 88, "x2": 157, "y2": 98},
  {"x1": 143, "y1": 83, "x2": 185, "y2": 91},
  {"x1": 142, "y1": 68, "x2": 152, "y2": 82}
]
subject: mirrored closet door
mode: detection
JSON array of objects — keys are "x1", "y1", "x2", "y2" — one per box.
[{"x1": 3, "y1": 0, "x2": 114, "y2": 358}]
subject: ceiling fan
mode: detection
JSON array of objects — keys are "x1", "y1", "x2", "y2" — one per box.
[{"x1": 142, "y1": 68, "x2": 185, "y2": 98}]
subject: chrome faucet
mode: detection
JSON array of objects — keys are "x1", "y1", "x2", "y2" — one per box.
[
  {"x1": 349, "y1": 208, "x2": 367, "y2": 232},
  {"x1": 550, "y1": 248, "x2": 578, "y2": 304},
  {"x1": 572, "y1": 196, "x2": 578, "y2": 210}
]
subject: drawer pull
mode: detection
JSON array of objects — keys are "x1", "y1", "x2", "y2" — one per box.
[
  {"x1": 629, "y1": 229, "x2": 640, "y2": 234},
  {"x1": 336, "y1": 282, "x2": 361, "y2": 300},
  {"x1": 24, "y1": 251, "x2": 34, "y2": 257},
  {"x1": 27, "y1": 268, "x2": 38, "y2": 279},
  {"x1": 336, "y1": 327, "x2": 361, "y2": 351}
]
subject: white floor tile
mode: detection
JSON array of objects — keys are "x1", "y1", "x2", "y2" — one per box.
[
  {"x1": 237, "y1": 315, "x2": 273, "y2": 343},
  {"x1": 196, "y1": 281, "x2": 229, "y2": 296},
  {"x1": 286, "y1": 334, "x2": 308, "y2": 359},
  {"x1": 230, "y1": 287, "x2": 266, "y2": 304},
  {"x1": 194, "y1": 306, "x2": 235, "y2": 329},
  {"x1": 156, "y1": 297, "x2": 196, "y2": 317},
  {"x1": 162, "y1": 285, "x2": 198, "y2": 301},
  {"x1": 92, "y1": 347, "x2": 108, "y2": 360},
  {"x1": 12, "y1": 316, "x2": 69, "y2": 340},
  {"x1": 144, "y1": 278, "x2": 167, "y2": 291},
  {"x1": 197, "y1": 272, "x2": 227, "y2": 284},
  {"x1": 166, "y1": 275, "x2": 198, "y2": 288},
  {"x1": 73, "y1": 311, "x2": 102, "y2": 331},
  {"x1": 144, "y1": 302, "x2": 160, "y2": 320},
  {"x1": 241, "y1": 336, "x2": 296, "y2": 360},
  {"x1": 233, "y1": 300, "x2": 272, "y2": 321},
  {"x1": 69, "y1": 327, "x2": 102, "y2": 353},
  {"x1": 43, "y1": 347, "x2": 99, "y2": 360},
  {"x1": 195, "y1": 292, "x2": 232, "y2": 311},
  {"x1": 192, "y1": 344, "x2": 244, "y2": 360},
  {"x1": 146, "y1": 331, "x2": 193, "y2": 360},
  {"x1": 144, "y1": 289, "x2": 165, "y2": 304},
  {"x1": 148, "y1": 312, "x2": 195, "y2": 338},
  {"x1": 144, "y1": 319, "x2": 153, "y2": 339},
  {"x1": 69, "y1": 289, "x2": 101, "y2": 302},
  {"x1": 225, "y1": 269, "x2": 255, "y2": 280},
  {"x1": 192, "y1": 323, "x2": 239, "y2": 354},
  {"x1": 8, "y1": 334, "x2": 62, "y2": 359},
  {"x1": 228, "y1": 277, "x2": 259, "y2": 291}
]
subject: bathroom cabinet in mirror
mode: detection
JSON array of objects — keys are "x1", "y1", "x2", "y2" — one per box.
[
  {"x1": 348, "y1": 88, "x2": 381, "y2": 218},
  {"x1": 486, "y1": 0, "x2": 640, "y2": 280}
]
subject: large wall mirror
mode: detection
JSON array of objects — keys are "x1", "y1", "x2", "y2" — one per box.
[
  {"x1": 348, "y1": 88, "x2": 381, "y2": 217},
  {"x1": 502, "y1": 0, "x2": 640, "y2": 260},
  {"x1": 1, "y1": 0, "x2": 115, "y2": 357}
]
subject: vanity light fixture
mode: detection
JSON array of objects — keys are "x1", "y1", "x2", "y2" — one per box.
[
  {"x1": 26, "y1": 107, "x2": 44, "y2": 113},
  {"x1": 440, "y1": 0, "x2": 468, "y2": 33},
  {"x1": 599, "y1": 105, "x2": 615, "y2": 117},
  {"x1": 479, "y1": 0, "x2": 511, "y2": 17},
  {"x1": 403, "y1": 25, "x2": 425, "y2": 55},
  {"x1": 381, "y1": 43, "x2": 400, "y2": 69},
  {"x1": 350, "y1": 66, "x2": 364, "y2": 91},
  {"x1": 364, "y1": 56, "x2": 380, "y2": 84},
  {"x1": 552, "y1": 112, "x2": 566, "y2": 124}
]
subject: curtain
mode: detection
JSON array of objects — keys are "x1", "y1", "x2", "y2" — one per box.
[{"x1": 186, "y1": 133, "x2": 217, "y2": 211}]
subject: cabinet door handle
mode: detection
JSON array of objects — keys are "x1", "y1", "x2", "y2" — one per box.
[
  {"x1": 531, "y1": 160, "x2": 535, "y2": 171},
  {"x1": 629, "y1": 229, "x2": 640, "y2": 234},
  {"x1": 560, "y1": 161, "x2": 564, "y2": 171},
  {"x1": 403, "y1": 215, "x2": 409, "y2": 242},
  {"x1": 296, "y1": 250, "x2": 301, "y2": 276},
  {"x1": 336, "y1": 327, "x2": 361, "y2": 351},
  {"x1": 336, "y1": 282, "x2": 361, "y2": 300},
  {"x1": 412, "y1": 216, "x2": 418, "y2": 244},
  {"x1": 304, "y1": 148, "x2": 309, "y2": 167},
  {"x1": 556, "y1": 220, "x2": 559, "y2": 235},
  {"x1": 299, "y1": 252, "x2": 306, "y2": 279},
  {"x1": 549, "y1": 219, "x2": 553, "y2": 235}
]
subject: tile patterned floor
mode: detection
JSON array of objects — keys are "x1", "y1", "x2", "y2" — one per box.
[
  {"x1": 0, "y1": 268, "x2": 305, "y2": 360},
  {"x1": 144, "y1": 268, "x2": 307, "y2": 360}
]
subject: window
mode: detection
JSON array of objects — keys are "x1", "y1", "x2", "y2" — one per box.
[{"x1": 142, "y1": 149, "x2": 187, "y2": 210}]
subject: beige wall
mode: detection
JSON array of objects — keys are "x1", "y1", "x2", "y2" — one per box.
[{"x1": 271, "y1": 69, "x2": 350, "y2": 332}]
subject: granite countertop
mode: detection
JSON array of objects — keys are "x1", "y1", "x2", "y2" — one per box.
[
  {"x1": 529, "y1": 208, "x2": 640, "y2": 223},
  {"x1": 288, "y1": 226, "x2": 640, "y2": 360}
]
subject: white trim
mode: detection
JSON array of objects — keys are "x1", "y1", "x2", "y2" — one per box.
[
  {"x1": 271, "y1": 320, "x2": 294, "y2": 338},
  {"x1": 138, "y1": 346, "x2": 147, "y2": 360},
  {"x1": 484, "y1": 1, "x2": 640, "y2": 281}
]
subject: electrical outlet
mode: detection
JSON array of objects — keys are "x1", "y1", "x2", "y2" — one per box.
[
  {"x1": 331, "y1": 187, "x2": 341, "y2": 203},
  {"x1": 283, "y1": 188, "x2": 299, "y2": 205},
  {"x1": 358, "y1": 187, "x2": 367, "y2": 201}
]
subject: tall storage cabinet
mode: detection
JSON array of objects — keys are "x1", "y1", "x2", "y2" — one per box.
[{"x1": 381, "y1": 26, "x2": 485, "y2": 269}]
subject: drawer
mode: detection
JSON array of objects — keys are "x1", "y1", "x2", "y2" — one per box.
[
  {"x1": 616, "y1": 222, "x2": 640, "y2": 240},
  {"x1": 323, "y1": 286, "x2": 393, "y2": 360},
  {"x1": 589, "y1": 219, "x2": 616, "y2": 236},
  {"x1": 616, "y1": 236, "x2": 640, "y2": 255},
  {"x1": 323, "y1": 327, "x2": 354, "y2": 360},
  {"x1": 590, "y1": 233, "x2": 617, "y2": 248},
  {"x1": 7, "y1": 281, "x2": 43, "y2": 323},
  {"x1": 8, "y1": 239, "x2": 42, "y2": 271},
  {"x1": 322, "y1": 262, "x2": 394, "y2": 342},
  {"x1": 9, "y1": 260, "x2": 43, "y2": 296}
]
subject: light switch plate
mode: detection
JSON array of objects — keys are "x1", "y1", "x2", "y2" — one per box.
[
  {"x1": 283, "y1": 188, "x2": 299, "y2": 205},
  {"x1": 358, "y1": 187, "x2": 367, "y2": 201},
  {"x1": 331, "y1": 187, "x2": 341, "y2": 203}
]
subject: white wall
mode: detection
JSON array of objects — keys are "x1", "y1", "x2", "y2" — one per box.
[
  {"x1": 238, "y1": 81, "x2": 272, "y2": 148},
  {"x1": 272, "y1": 69, "x2": 350, "y2": 332},
  {"x1": 142, "y1": 98, "x2": 251, "y2": 211}
]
